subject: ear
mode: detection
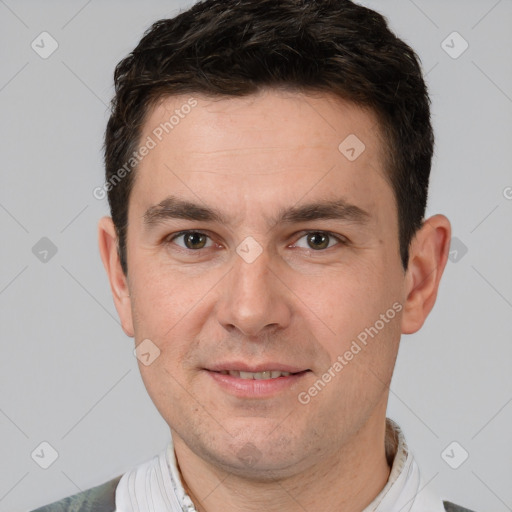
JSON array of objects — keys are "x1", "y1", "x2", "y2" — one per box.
[
  {"x1": 98, "y1": 216, "x2": 134, "y2": 337},
  {"x1": 401, "y1": 214, "x2": 451, "y2": 334}
]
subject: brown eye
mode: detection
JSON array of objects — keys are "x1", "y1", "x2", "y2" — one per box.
[
  {"x1": 292, "y1": 231, "x2": 346, "y2": 251},
  {"x1": 183, "y1": 232, "x2": 208, "y2": 249},
  {"x1": 306, "y1": 232, "x2": 330, "y2": 250},
  {"x1": 169, "y1": 231, "x2": 213, "y2": 250}
]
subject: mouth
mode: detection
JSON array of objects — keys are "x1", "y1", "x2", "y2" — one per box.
[
  {"x1": 205, "y1": 364, "x2": 311, "y2": 398},
  {"x1": 214, "y1": 369, "x2": 307, "y2": 380}
]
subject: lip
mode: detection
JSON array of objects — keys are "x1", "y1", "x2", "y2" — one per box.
[
  {"x1": 205, "y1": 368, "x2": 311, "y2": 399},
  {"x1": 206, "y1": 362, "x2": 308, "y2": 373}
]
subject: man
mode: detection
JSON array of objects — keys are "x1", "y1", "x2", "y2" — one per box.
[{"x1": 31, "y1": 0, "x2": 475, "y2": 510}]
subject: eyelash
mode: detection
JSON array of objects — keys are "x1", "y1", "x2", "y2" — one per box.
[{"x1": 165, "y1": 230, "x2": 348, "y2": 252}]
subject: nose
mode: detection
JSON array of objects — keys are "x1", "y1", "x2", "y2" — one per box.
[{"x1": 215, "y1": 246, "x2": 292, "y2": 339}]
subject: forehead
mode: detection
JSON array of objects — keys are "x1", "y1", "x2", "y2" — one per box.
[
  {"x1": 143, "y1": 90, "x2": 384, "y2": 163},
  {"x1": 131, "y1": 90, "x2": 392, "y2": 223}
]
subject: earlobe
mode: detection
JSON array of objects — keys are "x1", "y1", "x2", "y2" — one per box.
[
  {"x1": 401, "y1": 214, "x2": 451, "y2": 334},
  {"x1": 98, "y1": 216, "x2": 135, "y2": 337}
]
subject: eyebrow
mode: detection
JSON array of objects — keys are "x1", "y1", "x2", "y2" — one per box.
[{"x1": 143, "y1": 195, "x2": 370, "y2": 229}]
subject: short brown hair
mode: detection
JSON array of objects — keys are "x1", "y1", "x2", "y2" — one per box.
[{"x1": 104, "y1": 0, "x2": 433, "y2": 274}]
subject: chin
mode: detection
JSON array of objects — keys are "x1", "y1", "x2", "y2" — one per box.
[
  {"x1": 204, "y1": 427, "x2": 309, "y2": 476},
  {"x1": 210, "y1": 448, "x2": 305, "y2": 481}
]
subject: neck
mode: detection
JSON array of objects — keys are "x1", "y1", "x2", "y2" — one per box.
[{"x1": 172, "y1": 413, "x2": 392, "y2": 512}]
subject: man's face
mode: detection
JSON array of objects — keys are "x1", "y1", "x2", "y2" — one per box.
[{"x1": 119, "y1": 90, "x2": 407, "y2": 476}]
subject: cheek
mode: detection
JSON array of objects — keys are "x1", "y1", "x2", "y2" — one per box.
[
  {"x1": 128, "y1": 259, "x2": 221, "y2": 373},
  {"x1": 289, "y1": 263, "x2": 403, "y2": 383},
  {"x1": 129, "y1": 250, "x2": 201, "y2": 323},
  {"x1": 297, "y1": 262, "x2": 397, "y2": 333}
]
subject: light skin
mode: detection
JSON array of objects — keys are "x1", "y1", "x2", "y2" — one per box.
[{"x1": 99, "y1": 89, "x2": 451, "y2": 512}]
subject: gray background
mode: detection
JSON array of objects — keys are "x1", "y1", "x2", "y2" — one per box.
[{"x1": 1, "y1": 1, "x2": 511, "y2": 511}]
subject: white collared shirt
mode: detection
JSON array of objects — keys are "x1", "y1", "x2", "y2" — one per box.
[{"x1": 115, "y1": 418, "x2": 445, "y2": 512}]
